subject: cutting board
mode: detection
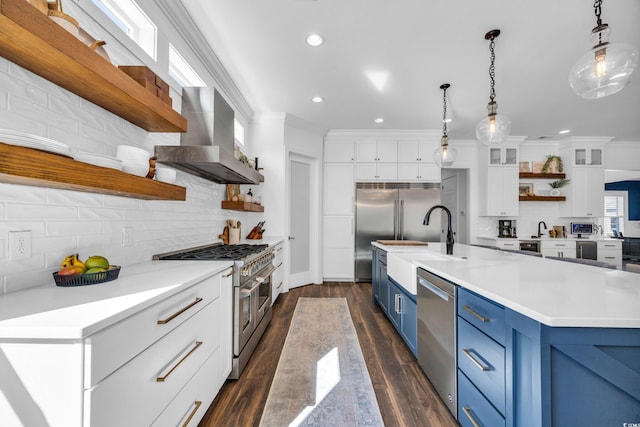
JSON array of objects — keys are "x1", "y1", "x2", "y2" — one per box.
[{"x1": 376, "y1": 240, "x2": 429, "y2": 246}]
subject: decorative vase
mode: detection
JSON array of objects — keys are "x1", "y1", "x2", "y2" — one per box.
[{"x1": 550, "y1": 188, "x2": 561, "y2": 196}]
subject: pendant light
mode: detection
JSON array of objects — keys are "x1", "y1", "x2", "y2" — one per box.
[
  {"x1": 569, "y1": 0, "x2": 638, "y2": 99},
  {"x1": 433, "y1": 83, "x2": 457, "y2": 167},
  {"x1": 475, "y1": 29, "x2": 511, "y2": 146}
]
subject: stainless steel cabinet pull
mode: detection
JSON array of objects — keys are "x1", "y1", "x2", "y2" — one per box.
[
  {"x1": 463, "y1": 305, "x2": 490, "y2": 323},
  {"x1": 157, "y1": 341, "x2": 203, "y2": 382},
  {"x1": 157, "y1": 298, "x2": 203, "y2": 325},
  {"x1": 463, "y1": 348, "x2": 490, "y2": 371},
  {"x1": 394, "y1": 294, "x2": 400, "y2": 313},
  {"x1": 462, "y1": 406, "x2": 482, "y2": 427},
  {"x1": 181, "y1": 401, "x2": 202, "y2": 427}
]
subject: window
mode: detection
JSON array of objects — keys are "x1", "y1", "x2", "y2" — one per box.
[
  {"x1": 234, "y1": 119, "x2": 245, "y2": 147},
  {"x1": 604, "y1": 192, "x2": 627, "y2": 236},
  {"x1": 92, "y1": 0, "x2": 157, "y2": 60},
  {"x1": 168, "y1": 44, "x2": 205, "y2": 87}
]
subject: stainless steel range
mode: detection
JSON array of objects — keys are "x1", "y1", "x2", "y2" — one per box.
[{"x1": 153, "y1": 243, "x2": 275, "y2": 379}]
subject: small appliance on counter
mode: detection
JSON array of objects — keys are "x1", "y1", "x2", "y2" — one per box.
[
  {"x1": 497, "y1": 219, "x2": 517, "y2": 238},
  {"x1": 570, "y1": 222, "x2": 594, "y2": 238}
]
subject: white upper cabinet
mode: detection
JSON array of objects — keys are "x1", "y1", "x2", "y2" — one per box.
[
  {"x1": 324, "y1": 140, "x2": 355, "y2": 163},
  {"x1": 356, "y1": 140, "x2": 397, "y2": 162},
  {"x1": 479, "y1": 142, "x2": 520, "y2": 217},
  {"x1": 397, "y1": 163, "x2": 441, "y2": 182},
  {"x1": 355, "y1": 163, "x2": 398, "y2": 181},
  {"x1": 397, "y1": 140, "x2": 439, "y2": 163},
  {"x1": 559, "y1": 138, "x2": 609, "y2": 218}
]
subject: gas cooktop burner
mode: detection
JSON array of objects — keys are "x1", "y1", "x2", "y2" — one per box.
[{"x1": 155, "y1": 244, "x2": 268, "y2": 261}]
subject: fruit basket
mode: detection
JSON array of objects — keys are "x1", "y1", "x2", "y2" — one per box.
[{"x1": 53, "y1": 266, "x2": 121, "y2": 287}]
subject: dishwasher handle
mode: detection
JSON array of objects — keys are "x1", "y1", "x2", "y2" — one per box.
[{"x1": 418, "y1": 276, "x2": 453, "y2": 301}]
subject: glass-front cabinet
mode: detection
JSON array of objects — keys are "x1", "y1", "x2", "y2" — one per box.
[
  {"x1": 574, "y1": 147, "x2": 603, "y2": 166},
  {"x1": 489, "y1": 147, "x2": 517, "y2": 166}
]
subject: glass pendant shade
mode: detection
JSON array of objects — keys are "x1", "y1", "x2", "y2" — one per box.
[
  {"x1": 476, "y1": 113, "x2": 511, "y2": 145},
  {"x1": 433, "y1": 137, "x2": 457, "y2": 167},
  {"x1": 569, "y1": 28, "x2": 639, "y2": 99}
]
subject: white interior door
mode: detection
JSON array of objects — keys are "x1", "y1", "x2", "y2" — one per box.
[
  {"x1": 441, "y1": 170, "x2": 468, "y2": 244},
  {"x1": 289, "y1": 156, "x2": 312, "y2": 288}
]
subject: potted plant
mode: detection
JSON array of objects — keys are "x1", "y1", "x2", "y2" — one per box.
[{"x1": 549, "y1": 178, "x2": 570, "y2": 196}]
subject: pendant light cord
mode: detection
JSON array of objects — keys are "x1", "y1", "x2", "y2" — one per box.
[
  {"x1": 594, "y1": 0, "x2": 602, "y2": 27},
  {"x1": 442, "y1": 85, "x2": 448, "y2": 137},
  {"x1": 488, "y1": 36, "x2": 497, "y2": 103}
]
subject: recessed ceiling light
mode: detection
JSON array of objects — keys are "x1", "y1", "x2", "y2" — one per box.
[
  {"x1": 374, "y1": 118, "x2": 384, "y2": 124},
  {"x1": 559, "y1": 129, "x2": 571, "y2": 134},
  {"x1": 311, "y1": 96, "x2": 324, "y2": 103},
  {"x1": 305, "y1": 33, "x2": 324, "y2": 47}
]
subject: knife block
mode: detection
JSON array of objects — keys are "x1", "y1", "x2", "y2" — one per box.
[{"x1": 229, "y1": 228, "x2": 240, "y2": 245}]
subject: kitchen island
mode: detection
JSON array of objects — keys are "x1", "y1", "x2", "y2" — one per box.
[{"x1": 372, "y1": 241, "x2": 640, "y2": 427}]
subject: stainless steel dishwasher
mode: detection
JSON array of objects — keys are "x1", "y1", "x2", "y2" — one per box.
[{"x1": 417, "y1": 267, "x2": 458, "y2": 419}]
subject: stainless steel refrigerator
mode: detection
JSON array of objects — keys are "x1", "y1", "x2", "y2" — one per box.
[{"x1": 355, "y1": 182, "x2": 442, "y2": 281}]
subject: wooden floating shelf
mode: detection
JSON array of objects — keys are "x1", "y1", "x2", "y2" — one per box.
[
  {"x1": 519, "y1": 195, "x2": 566, "y2": 202},
  {"x1": 0, "y1": 0, "x2": 187, "y2": 133},
  {"x1": 221, "y1": 201, "x2": 264, "y2": 212},
  {"x1": 0, "y1": 143, "x2": 186, "y2": 200},
  {"x1": 519, "y1": 173, "x2": 566, "y2": 179}
]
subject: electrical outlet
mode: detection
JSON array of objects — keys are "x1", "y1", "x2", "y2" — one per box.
[
  {"x1": 122, "y1": 227, "x2": 133, "y2": 247},
  {"x1": 9, "y1": 230, "x2": 32, "y2": 260}
]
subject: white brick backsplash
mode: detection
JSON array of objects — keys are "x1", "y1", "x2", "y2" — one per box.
[
  {"x1": 6, "y1": 203, "x2": 77, "y2": 220},
  {"x1": 47, "y1": 189, "x2": 104, "y2": 207},
  {"x1": 10, "y1": 95, "x2": 80, "y2": 133},
  {"x1": 47, "y1": 221, "x2": 104, "y2": 237}
]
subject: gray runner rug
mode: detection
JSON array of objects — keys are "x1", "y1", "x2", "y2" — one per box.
[{"x1": 260, "y1": 297, "x2": 385, "y2": 427}]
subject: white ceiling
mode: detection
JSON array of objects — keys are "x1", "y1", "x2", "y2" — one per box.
[{"x1": 177, "y1": 0, "x2": 640, "y2": 143}]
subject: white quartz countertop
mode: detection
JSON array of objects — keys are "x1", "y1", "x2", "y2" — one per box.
[
  {"x1": 382, "y1": 242, "x2": 640, "y2": 328},
  {"x1": 0, "y1": 261, "x2": 233, "y2": 340}
]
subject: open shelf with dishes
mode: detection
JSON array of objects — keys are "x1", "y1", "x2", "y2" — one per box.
[
  {"x1": 221, "y1": 201, "x2": 264, "y2": 212},
  {"x1": 0, "y1": 0, "x2": 187, "y2": 132},
  {"x1": 0, "y1": 142, "x2": 186, "y2": 200}
]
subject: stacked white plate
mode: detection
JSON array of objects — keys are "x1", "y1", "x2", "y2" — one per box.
[
  {"x1": 74, "y1": 152, "x2": 123, "y2": 170},
  {"x1": 116, "y1": 145, "x2": 151, "y2": 177},
  {"x1": 0, "y1": 128, "x2": 73, "y2": 158}
]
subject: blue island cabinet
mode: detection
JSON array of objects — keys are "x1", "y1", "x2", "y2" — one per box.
[
  {"x1": 458, "y1": 288, "x2": 640, "y2": 427},
  {"x1": 372, "y1": 247, "x2": 417, "y2": 356}
]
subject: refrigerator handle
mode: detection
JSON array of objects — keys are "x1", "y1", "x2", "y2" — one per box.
[
  {"x1": 393, "y1": 199, "x2": 398, "y2": 240},
  {"x1": 400, "y1": 200, "x2": 405, "y2": 240}
]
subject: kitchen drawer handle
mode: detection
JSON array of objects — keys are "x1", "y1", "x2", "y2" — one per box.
[
  {"x1": 463, "y1": 348, "x2": 490, "y2": 371},
  {"x1": 463, "y1": 305, "x2": 490, "y2": 323},
  {"x1": 604, "y1": 256, "x2": 616, "y2": 259},
  {"x1": 222, "y1": 267, "x2": 234, "y2": 278},
  {"x1": 462, "y1": 406, "x2": 482, "y2": 427},
  {"x1": 181, "y1": 400, "x2": 202, "y2": 427},
  {"x1": 157, "y1": 298, "x2": 204, "y2": 325},
  {"x1": 157, "y1": 341, "x2": 203, "y2": 382},
  {"x1": 276, "y1": 262, "x2": 283, "y2": 268}
]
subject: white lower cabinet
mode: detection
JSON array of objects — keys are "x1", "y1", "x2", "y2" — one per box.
[
  {"x1": 323, "y1": 216, "x2": 354, "y2": 280},
  {"x1": 597, "y1": 240, "x2": 622, "y2": 269},
  {"x1": 272, "y1": 242, "x2": 285, "y2": 303},
  {"x1": 0, "y1": 266, "x2": 232, "y2": 427},
  {"x1": 541, "y1": 240, "x2": 576, "y2": 258}
]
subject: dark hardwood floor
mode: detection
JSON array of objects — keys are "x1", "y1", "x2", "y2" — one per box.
[{"x1": 199, "y1": 282, "x2": 459, "y2": 427}]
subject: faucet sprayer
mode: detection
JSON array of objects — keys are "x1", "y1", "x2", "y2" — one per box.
[{"x1": 424, "y1": 205, "x2": 454, "y2": 255}]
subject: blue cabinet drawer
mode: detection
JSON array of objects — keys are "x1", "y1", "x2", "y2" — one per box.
[
  {"x1": 458, "y1": 288, "x2": 506, "y2": 346},
  {"x1": 457, "y1": 318, "x2": 506, "y2": 415},
  {"x1": 458, "y1": 370, "x2": 505, "y2": 427}
]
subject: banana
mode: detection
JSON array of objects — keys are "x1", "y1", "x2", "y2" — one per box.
[{"x1": 61, "y1": 253, "x2": 86, "y2": 270}]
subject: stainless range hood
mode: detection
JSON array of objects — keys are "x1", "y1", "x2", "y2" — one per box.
[{"x1": 154, "y1": 87, "x2": 263, "y2": 184}]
